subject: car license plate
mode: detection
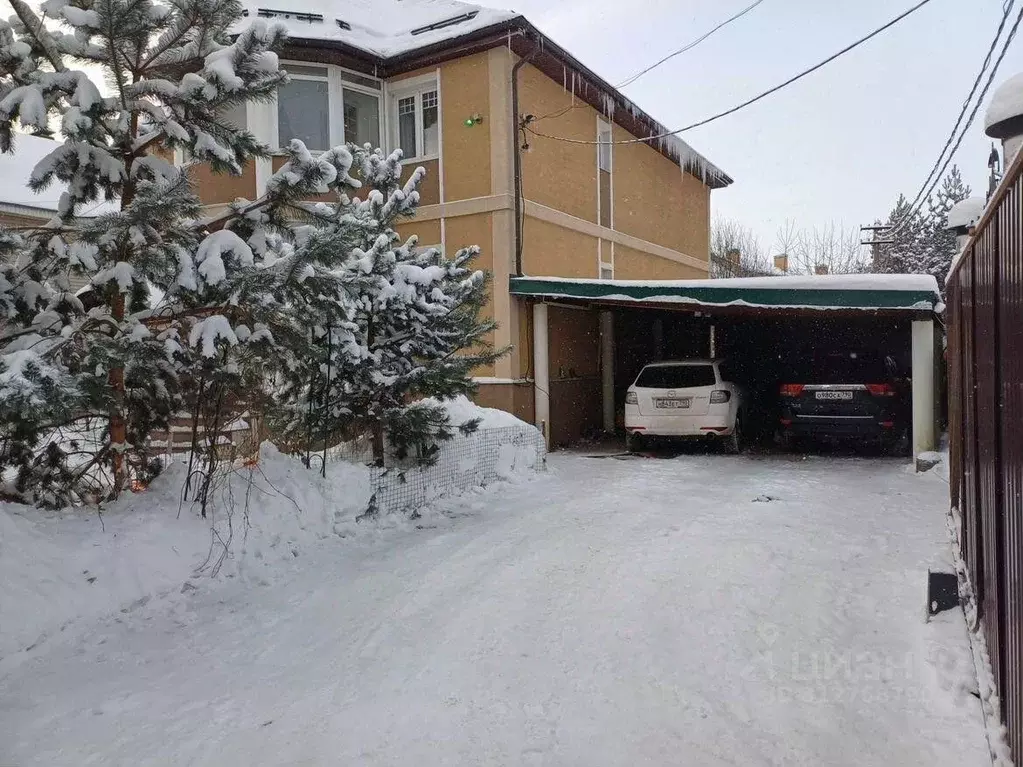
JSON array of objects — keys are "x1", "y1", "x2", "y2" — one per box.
[
  {"x1": 654, "y1": 398, "x2": 691, "y2": 409},
  {"x1": 815, "y1": 391, "x2": 853, "y2": 401}
]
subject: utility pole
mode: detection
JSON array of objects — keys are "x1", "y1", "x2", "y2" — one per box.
[{"x1": 860, "y1": 224, "x2": 894, "y2": 271}]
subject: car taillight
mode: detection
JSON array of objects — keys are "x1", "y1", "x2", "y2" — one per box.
[
  {"x1": 780, "y1": 384, "x2": 804, "y2": 397},
  {"x1": 625, "y1": 391, "x2": 638, "y2": 404},
  {"x1": 866, "y1": 383, "x2": 896, "y2": 397},
  {"x1": 710, "y1": 390, "x2": 731, "y2": 404}
]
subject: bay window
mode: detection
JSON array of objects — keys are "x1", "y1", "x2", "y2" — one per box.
[{"x1": 275, "y1": 63, "x2": 381, "y2": 151}]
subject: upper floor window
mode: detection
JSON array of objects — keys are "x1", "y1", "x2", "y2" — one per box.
[
  {"x1": 391, "y1": 83, "x2": 439, "y2": 161},
  {"x1": 597, "y1": 119, "x2": 613, "y2": 228},
  {"x1": 278, "y1": 65, "x2": 329, "y2": 151},
  {"x1": 276, "y1": 63, "x2": 381, "y2": 151},
  {"x1": 343, "y1": 88, "x2": 380, "y2": 149}
]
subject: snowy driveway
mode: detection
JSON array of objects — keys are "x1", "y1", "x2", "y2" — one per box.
[{"x1": 1, "y1": 453, "x2": 989, "y2": 766}]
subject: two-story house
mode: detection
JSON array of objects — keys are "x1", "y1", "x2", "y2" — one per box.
[{"x1": 201, "y1": 0, "x2": 733, "y2": 445}]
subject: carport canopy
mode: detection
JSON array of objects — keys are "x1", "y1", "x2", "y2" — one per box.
[{"x1": 511, "y1": 274, "x2": 943, "y2": 458}]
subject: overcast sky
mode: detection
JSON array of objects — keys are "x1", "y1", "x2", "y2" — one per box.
[{"x1": 506, "y1": 0, "x2": 1022, "y2": 254}]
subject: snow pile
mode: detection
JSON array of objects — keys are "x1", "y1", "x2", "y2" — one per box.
[
  {"x1": 985, "y1": 71, "x2": 1023, "y2": 132},
  {"x1": 0, "y1": 444, "x2": 372, "y2": 659},
  {"x1": 0, "y1": 399, "x2": 543, "y2": 660},
  {"x1": 946, "y1": 197, "x2": 985, "y2": 231},
  {"x1": 371, "y1": 396, "x2": 545, "y2": 516},
  {"x1": 423, "y1": 393, "x2": 525, "y2": 430}
]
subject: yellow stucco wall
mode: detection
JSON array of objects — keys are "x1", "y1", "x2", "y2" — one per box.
[
  {"x1": 395, "y1": 218, "x2": 442, "y2": 248},
  {"x1": 445, "y1": 212, "x2": 497, "y2": 377},
  {"x1": 517, "y1": 65, "x2": 597, "y2": 223},
  {"x1": 520, "y1": 217, "x2": 595, "y2": 278},
  {"x1": 612, "y1": 245, "x2": 708, "y2": 280},
  {"x1": 513, "y1": 59, "x2": 712, "y2": 284},
  {"x1": 438, "y1": 53, "x2": 491, "y2": 202},
  {"x1": 612, "y1": 122, "x2": 710, "y2": 260}
]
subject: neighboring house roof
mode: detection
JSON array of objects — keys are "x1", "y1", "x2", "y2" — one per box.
[
  {"x1": 235, "y1": 0, "x2": 732, "y2": 188},
  {"x1": 0, "y1": 134, "x2": 118, "y2": 218}
]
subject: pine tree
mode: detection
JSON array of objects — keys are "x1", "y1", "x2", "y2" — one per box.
[
  {"x1": 258, "y1": 143, "x2": 505, "y2": 467},
  {"x1": 341, "y1": 147, "x2": 504, "y2": 465},
  {"x1": 873, "y1": 195, "x2": 928, "y2": 275},
  {"x1": 0, "y1": 0, "x2": 286, "y2": 505},
  {"x1": 922, "y1": 165, "x2": 971, "y2": 287}
]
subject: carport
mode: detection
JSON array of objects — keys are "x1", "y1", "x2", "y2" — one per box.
[{"x1": 509, "y1": 274, "x2": 944, "y2": 457}]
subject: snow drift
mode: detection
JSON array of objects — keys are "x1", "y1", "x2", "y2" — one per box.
[{"x1": 0, "y1": 397, "x2": 544, "y2": 660}]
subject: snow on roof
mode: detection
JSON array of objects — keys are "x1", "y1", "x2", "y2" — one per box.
[
  {"x1": 234, "y1": 0, "x2": 519, "y2": 58},
  {"x1": 0, "y1": 134, "x2": 117, "y2": 217},
  {"x1": 986, "y1": 72, "x2": 1023, "y2": 134},
  {"x1": 528, "y1": 273, "x2": 941, "y2": 295},
  {"x1": 946, "y1": 196, "x2": 985, "y2": 230}
]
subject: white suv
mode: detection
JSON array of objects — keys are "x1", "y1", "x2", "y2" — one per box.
[{"x1": 624, "y1": 359, "x2": 745, "y2": 453}]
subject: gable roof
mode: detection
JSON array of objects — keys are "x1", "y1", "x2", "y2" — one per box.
[
  {"x1": 234, "y1": 0, "x2": 732, "y2": 188},
  {"x1": 0, "y1": 134, "x2": 118, "y2": 218}
]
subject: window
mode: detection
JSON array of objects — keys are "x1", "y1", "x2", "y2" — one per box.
[
  {"x1": 597, "y1": 121, "x2": 612, "y2": 228},
  {"x1": 343, "y1": 88, "x2": 380, "y2": 149},
  {"x1": 275, "y1": 63, "x2": 382, "y2": 152},
  {"x1": 278, "y1": 72, "x2": 329, "y2": 150},
  {"x1": 391, "y1": 84, "x2": 440, "y2": 160},
  {"x1": 635, "y1": 364, "x2": 716, "y2": 389},
  {"x1": 600, "y1": 264, "x2": 613, "y2": 280},
  {"x1": 598, "y1": 127, "x2": 612, "y2": 172}
]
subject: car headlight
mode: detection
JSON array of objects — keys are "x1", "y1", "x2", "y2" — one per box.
[
  {"x1": 625, "y1": 391, "x2": 638, "y2": 404},
  {"x1": 710, "y1": 390, "x2": 731, "y2": 404}
]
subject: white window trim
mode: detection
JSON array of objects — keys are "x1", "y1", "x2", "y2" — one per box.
[
  {"x1": 271, "y1": 60, "x2": 383, "y2": 152},
  {"x1": 387, "y1": 73, "x2": 441, "y2": 163}
]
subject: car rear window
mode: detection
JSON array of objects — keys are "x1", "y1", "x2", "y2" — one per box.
[
  {"x1": 635, "y1": 364, "x2": 716, "y2": 389},
  {"x1": 796, "y1": 353, "x2": 889, "y2": 384}
]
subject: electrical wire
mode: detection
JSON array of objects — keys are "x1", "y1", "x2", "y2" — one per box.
[
  {"x1": 615, "y1": 0, "x2": 768, "y2": 90},
  {"x1": 887, "y1": 0, "x2": 1021, "y2": 236},
  {"x1": 524, "y1": 0, "x2": 937, "y2": 147},
  {"x1": 531, "y1": 0, "x2": 768, "y2": 126}
]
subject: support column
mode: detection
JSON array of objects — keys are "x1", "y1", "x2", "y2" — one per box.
[
  {"x1": 533, "y1": 303, "x2": 550, "y2": 446},
  {"x1": 912, "y1": 318, "x2": 937, "y2": 458},
  {"x1": 652, "y1": 317, "x2": 664, "y2": 361},
  {"x1": 601, "y1": 311, "x2": 615, "y2": 433}
]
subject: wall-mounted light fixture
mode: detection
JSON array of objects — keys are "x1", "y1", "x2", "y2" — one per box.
[{"x1": 463, "y1": 113, "x2": 483, "y2": 127}]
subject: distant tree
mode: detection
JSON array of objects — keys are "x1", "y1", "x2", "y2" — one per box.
[
  {"x1": 790, "y1": 222, "x2": 868, "y2": 275},
  {"x1": 710, "y1": 218, "x2": 772, "y2": 277},
  {"x1": 922, "y1": 165, "x2": 971, "y2": 287},
  {"x1": 872, "y1": 195, "x2": 928, "y2": 274}
]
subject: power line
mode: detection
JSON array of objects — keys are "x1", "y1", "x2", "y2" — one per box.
[
  {"x1": 888, "y1": 0, "x2": 1022, "y2": 236},
  {"x1": 615, "y1": 0, "x2": 768, "y2": 90},
  {"x1": 531, "y1": 0, "x2": 769, "y2": 126},
  {"x1": 524, "y1": 0, "x2": 937, "y2": 147}
]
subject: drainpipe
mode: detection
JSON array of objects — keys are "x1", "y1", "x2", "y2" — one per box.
[{"x1": 512, "y1": 34, "x2": 539, "y2": 276}]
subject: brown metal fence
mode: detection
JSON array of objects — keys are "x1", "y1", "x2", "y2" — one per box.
[{"x1": 948, "y1": 151, "x2": 1023, "y2": 759}]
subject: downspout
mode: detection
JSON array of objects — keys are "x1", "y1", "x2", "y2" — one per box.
[{"x1": 512, "y1": 34, "x2": 539, "y2": 276}]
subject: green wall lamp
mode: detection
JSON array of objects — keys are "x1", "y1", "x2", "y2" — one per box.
[{"x1": 463, "y1": 113, "x2": 483, "y2": 127}]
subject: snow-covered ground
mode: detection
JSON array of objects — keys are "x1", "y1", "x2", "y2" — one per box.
[{"x1": 0, "y1": 451, "x2": 991, "y2": 766}]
